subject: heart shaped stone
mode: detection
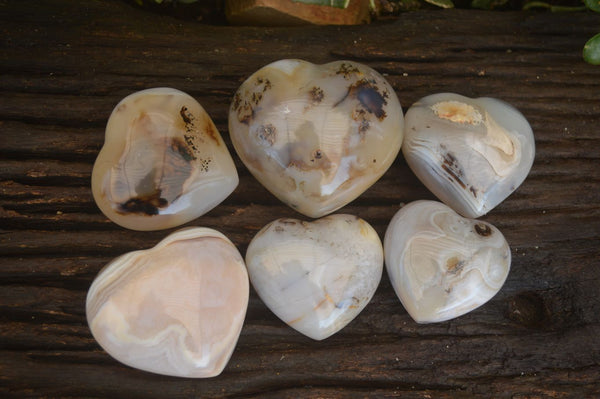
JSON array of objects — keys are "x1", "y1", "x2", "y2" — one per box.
[
  {"x1": 86, "y1": 228, "x2": 249, "y2": 377},
  {"x1": 228, "y1": 59, "x2": 403, "y2": 218},
  {"x1": 92, "y1": 88, "x2": 238, "y2": 231},
  {"x1": 403, "y1": 93, "x2": 535, "y2": 218},
  {"x1": 384, "y1": 200, "x2": 511, "y2": 323},
  {"x1": 246, "y1": 214, "x2": 383, "y2": 340}
]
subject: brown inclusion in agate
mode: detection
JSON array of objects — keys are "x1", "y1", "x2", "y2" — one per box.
[
  {"x1": 228, "y1": 60, "x2": 403, "y2": 218},
  {"x1": 92, "y1": 88, "x2": 238, "y2": 231}
]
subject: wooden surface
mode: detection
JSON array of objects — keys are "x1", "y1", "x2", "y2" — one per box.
[{"x1": 2, "y1": 1, "x2": 600, "y2": 397}]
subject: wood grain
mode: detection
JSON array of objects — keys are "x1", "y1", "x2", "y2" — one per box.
[{"x1": 1, "y1": 1, "x2": 599, "y2": 397}]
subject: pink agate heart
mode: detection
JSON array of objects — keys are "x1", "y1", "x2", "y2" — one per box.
[{"x1": 86, "y1": 227, "x2": 248, "y2": 377}]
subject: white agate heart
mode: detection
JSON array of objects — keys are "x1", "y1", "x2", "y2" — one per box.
[
  {"x1": 246, "y1": 214, "x2": 383, "y2": 340},
  {"x1": 384, "y1": 200, "x2": 510, "y2": 323},
  {"x1": 228, "y1": 59, "x2": 403, "y2": 218},
  {"x1": 403, "y1": 93, "x2": 535, "y2": 218},
  {"x1": 86, "y1": 227, "x2": 249, "y2": 377},
  {"x1": 92, "y1": 88, "x2": 239, "y2": 231}
]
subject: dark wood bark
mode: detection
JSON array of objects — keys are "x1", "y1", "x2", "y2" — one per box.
[{"x1": 1, "y1": 1, "x2": 599, "y2": 397}]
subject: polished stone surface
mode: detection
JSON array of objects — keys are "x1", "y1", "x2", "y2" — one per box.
[
  {"x1": 403, "y1": 93, "x2": 535, "y2": 218},
  {"x1": 385, "y1": 200, "x2": 511, "y2": 323},
  {"x1": 92, "y1": 88, "x2": 238, "y2": 230},
  {"x1": 246, "y1": 214, "x2": 383, "y2": 340},
  {"x1": 86, "y1": 227, "x2": 249, "y2": 377},
  {"x1": 229, "y1": 59, "x2": 403, "y2": 218}
]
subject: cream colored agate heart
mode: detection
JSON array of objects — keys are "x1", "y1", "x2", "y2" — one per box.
[
  {"x1": 403, "y1": 93, "x2": 535, "y2": 218},
  {"x1": 92, "y1": 88, "x2": 238, "y2": 231},
  {"x1": 384, "y1": 200, "x2": 510, "y2": 323},
  {"x1": 86, "y1": 228, "x2": 249, "y2": 377},
  {"x1": 246, "y1": 215, "x2": 383, "y2": 340},
  {"x1": 229, "y1": 59, "x2": 403, "y2": 218}
]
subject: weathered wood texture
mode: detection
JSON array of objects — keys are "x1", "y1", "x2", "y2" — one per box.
[{"x1": 1, "y1": 1, "x2": 599, "y2": 397}]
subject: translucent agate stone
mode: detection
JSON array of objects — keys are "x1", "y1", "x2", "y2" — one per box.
[
  {"x1": 228, "y1": 59, "x2": 403, "y2": 218},
  {"x1": 246, "y1": 214, "x2": 383, "y2": 340},
  {"x1": 403, "y1": 93, "x2": 535, "y2": 218},
  {"x1": 384, "y1": 200, "x2": 510, "y2": 323},
  {"x1": 92, "y1": 88, "x2": 238, "y2": 231},
  {"x1": 86, "y1": 227, "x2": 249, "y2": 377}
]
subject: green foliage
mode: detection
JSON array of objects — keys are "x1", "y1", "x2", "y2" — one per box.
[
  {"x1": 423, "y1": 0, "x2": 454, "y2": 8},
  {"x1": 583, "y1": 0, "x2": 600, "y2": 65},
  {"x1": 291, "y1": 0, "x2": 351, "y2": 8},
  {"x1": 584, "y1": 0, "x2": 600, "y2": 12},
  {"x1": 583, "y1": 33, "x2": 600, "y2": 64},
  {"x1": 522, "y1": 1, "x2": 586, "y2": 11}
]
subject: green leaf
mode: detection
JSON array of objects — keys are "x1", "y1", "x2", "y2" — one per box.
[
  {"x1": 522, "y1": 1, "x2": 550, "y2": 10},
  {"x1": 291, "y1": 0, "x2": 351, "y2": 8},
  {"x1": 471, "y1": 0, "x2": 508, "y2": 10},
  {"x1": 424, "y1": 0, "x2": 454, "y2": 8},
  {"x1": 523, "y1": 1, "x2": 586, "y2": 11},
  {"x1": 584, "y1": 0, "x2": 600, "y2": 12},
  {"x1": 583, "y1": 33, "x2": 600, "y2": 65}
]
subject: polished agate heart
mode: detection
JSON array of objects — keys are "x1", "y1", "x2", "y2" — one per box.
[
  {"x1": 86, "y1": 228, "x2": 249, "y2": 377},
  {"x1": 92, "y1": 88, "x2": 238, "y2": 231},
  {"x1": 384, "y1": 200, "x2": 510, "y2": 323},
  {"x1": 246, "y1": 214, "x2": 383, "y2": 340},
  {"x1": 229, "y1": 59, "x2": 403, "y2": 218},
  {"x1": 403, "y1": 93, "x2": 535, "y2": 218}
]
